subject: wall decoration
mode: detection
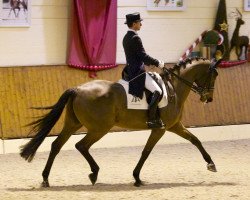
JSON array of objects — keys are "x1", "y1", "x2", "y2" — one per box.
[
  {"x1": 244, "y1": 0, "x2": 250, "y2": 11},
  {"x1": 147, "y1": 0, "x2": 186, "y2": 11},
  {"x1": 213, "y1": 0, "x2": 230, "y2": 60},
  {"x1": 229, "y1": 9, "x2": 249, "y2": 60},
  {"x1": 67, "y1": 0, "x2": 117, "y2": 78},
  {"x1": 0, "y1": 0, "x2": 30, "y2": 27}
]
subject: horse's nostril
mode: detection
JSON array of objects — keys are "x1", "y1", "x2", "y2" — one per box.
[{"x1": 207, "y1": 97, "x2": 213, "y2": 102}]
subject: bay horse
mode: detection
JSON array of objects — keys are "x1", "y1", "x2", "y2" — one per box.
[{"x1": 20, "y1": 57, "x2": 220, "y2": 187}]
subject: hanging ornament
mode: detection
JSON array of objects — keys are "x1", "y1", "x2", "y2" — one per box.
[{"x1": 219, "y1": 20, "x2": 229, "y2": 32}]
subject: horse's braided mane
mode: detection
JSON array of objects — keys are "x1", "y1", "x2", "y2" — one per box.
[{"x1": 172, "y1": 57, "x2": 209, "y2": 71}]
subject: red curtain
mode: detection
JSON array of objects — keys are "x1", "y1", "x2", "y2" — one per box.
[{"x1": 67, "y1": 0, "x2": 117, "y2": 77}]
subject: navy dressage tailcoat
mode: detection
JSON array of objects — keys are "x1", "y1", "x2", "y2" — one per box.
[{"x1": 122, "y1": 30, "x2": 159, "y2": 99}]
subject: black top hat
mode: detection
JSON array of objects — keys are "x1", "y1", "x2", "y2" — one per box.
[{"x1": 124, "y1": 12, "x2": 143, "y2": 24}]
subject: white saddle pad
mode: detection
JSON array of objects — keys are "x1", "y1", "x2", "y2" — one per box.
[{"x1": 118, "y1": 73, "x2": 168, "y2": 110}]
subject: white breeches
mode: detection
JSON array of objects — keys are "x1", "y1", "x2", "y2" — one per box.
[{"x1": 145, "y1": 73, "x2": 162, "y2": 95}]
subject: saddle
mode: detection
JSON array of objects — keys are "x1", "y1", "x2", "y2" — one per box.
[{"x1": 118, "y1": 72, "x2": 175, "y2": 109}]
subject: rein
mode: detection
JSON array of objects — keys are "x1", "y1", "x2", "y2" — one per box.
[
  {"x1": 164, "y1": 68, "x2": 205, "y2": 95},
  {"x1": 163, "y1": 58, "x2": 221, "y2": 96}
]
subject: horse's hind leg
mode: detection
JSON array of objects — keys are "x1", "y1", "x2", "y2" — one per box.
[
  {"x1": 41, "y1": 103, "x2": 82, "y2": 187},
  {"x1": 169, "y1": 122, "x2": 216, "y2": 172},
  {"x1": 75, "y1": 130, "x2": 107, "y2": 185},
  {"x1": 133, "y1": 128, "x2": 165, "y2": 187}
]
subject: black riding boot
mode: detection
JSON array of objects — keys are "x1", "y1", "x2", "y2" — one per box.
[{"x1": 147, "y1": 91, "x2": 165, "y2": 129}]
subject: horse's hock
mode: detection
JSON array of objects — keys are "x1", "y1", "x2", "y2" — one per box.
[{"x1": 0, "y1": 63, "x2": 250, "y2": 139}]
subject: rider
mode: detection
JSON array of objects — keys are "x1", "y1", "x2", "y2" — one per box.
[{"x1": 122, "y1": 12, "x2": 165, "y2": 129}]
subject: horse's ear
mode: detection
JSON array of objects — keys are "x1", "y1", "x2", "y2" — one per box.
[
  {"x1": 214, "y1": 58, "x2": 222, "y2": 68},
  {"x1": 210, "y1": 58, "x2": 222, "y2": 70}
]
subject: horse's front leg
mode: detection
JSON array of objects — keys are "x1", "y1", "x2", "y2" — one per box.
[
  {"x1": 169, "y1": 122, "x2": 217, "y2": 172},
  {"x1": 133, "y1": 128, "x2": 165, "y2": 187}
]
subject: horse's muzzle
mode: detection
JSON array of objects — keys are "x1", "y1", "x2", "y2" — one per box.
[
  {"x1": 200, "y1": 95, "x2": 213, "y2": 103},
  {"x1": 206, "y1": 97, "x2": 213, "y2": 103}
]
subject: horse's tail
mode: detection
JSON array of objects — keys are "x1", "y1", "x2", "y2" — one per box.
[{"x1": 20, "y1": 88, "x2": 77, "y2": 162}]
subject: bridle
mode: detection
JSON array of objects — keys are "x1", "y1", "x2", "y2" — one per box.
[{"x1": 163, "y1": 59, "x2": 221, "y2": 97}]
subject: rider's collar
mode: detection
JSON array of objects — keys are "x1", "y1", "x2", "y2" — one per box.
[{"x1": 128, "y1": 29, "x2": 138, "y2": 34}]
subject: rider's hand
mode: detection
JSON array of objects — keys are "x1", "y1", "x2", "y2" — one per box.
[{"x1": 158, "y1": 60, "x2": 165, "y2": 69}]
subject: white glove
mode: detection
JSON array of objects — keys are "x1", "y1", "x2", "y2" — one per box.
[{"x1": 158, "y1": 60, "x2": 165, "y2": 69}]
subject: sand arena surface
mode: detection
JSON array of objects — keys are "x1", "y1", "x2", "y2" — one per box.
[{"x1": 0, "y1": 138, "x2": 250, "y2": 200}]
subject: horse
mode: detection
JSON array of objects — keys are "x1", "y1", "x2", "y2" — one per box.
[
  {"x1": 20, "y1": 57, "x2": 221, "y2": 187},
  {"x1": 8, "y1": 0, "x2": 27, "y2": 18}
]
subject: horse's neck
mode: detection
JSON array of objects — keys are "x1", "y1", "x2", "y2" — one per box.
[
  {"x1": 172, "y1": 63, "x2": 202, "y2": 106},
  {"x1": 173, "y1": 76, "x2": 192, "y2": 106}
]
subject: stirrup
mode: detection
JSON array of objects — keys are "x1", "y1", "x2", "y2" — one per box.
[{"x1": 146, "y1": 119, "x2": 165, "y2": 129}]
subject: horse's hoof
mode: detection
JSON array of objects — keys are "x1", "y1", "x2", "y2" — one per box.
[
  {"x1": 41, "y1": 180, "x2": 50, "y2": 188},
  {"x1": 134, "y1": 181, "x2": 145, "y2": 187},
  {"x1": 89, "y1": 173, "x2": 98, "y2": 185},
  {"x1": 207, "y1": 163, "x2": 217, "y2": 172}
]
